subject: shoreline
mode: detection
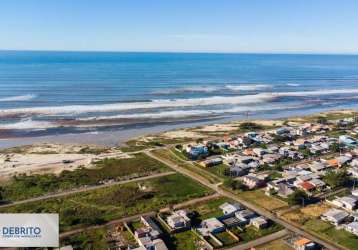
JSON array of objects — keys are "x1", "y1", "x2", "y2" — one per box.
[{"x1": 0, "y1": 107, "x2": 356, "y2": 149}]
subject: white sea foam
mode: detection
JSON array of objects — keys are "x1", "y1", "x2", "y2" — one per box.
[
  {"x1": 286, "y1": 83, "x2": 300, "y2": 87},
  {"x1": 225, "y1": 84, "x2": 271, "y2": 91},
  {"x1": 154, "y1": 84, "x2": 270, "y2": 94},
  {"x1": 0, "y1": 94, "x2": 36, "y2": 102},
  {"x1": 0, "y1": 93, "x2": 275, "y2": 116},
  {"x1": 79, "y1": 103, "x2": 302, "y2": 121},
  {"x1": 0, "y1": 88, "x2": 357, "y2": 118},
  {"x1": 154, "y1": 86, "x2": 221, "y2": 94},
  {"x1": 276, "y1": 89, "x2": 358, "y2": 96},
  {"x1": 0, "y1": 119, "x2": 55, "y2": 130}
]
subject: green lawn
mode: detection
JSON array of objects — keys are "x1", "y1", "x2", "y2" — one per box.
[
  {"x1": 257, "y1": 239, "x2": 293, "y2": 250},
  {"x1": 238, "y1": 224, "x2": 284, "y2": 243},
  {"x1": 170, "y1": 230, "x2": 200, "y2": 250},
  {"x1": 184, "y1": 197, "x2": 232, "y2": 222},
  {"x1": 152, "y1": 149, "x2": 221, "y2": 184},
  {"x1": 205, "y1": 163, "x2": 230, "y2": 180},
  {"x1": 61, "y1": 227, "x2": 109, "y2": 250},
  {"x1": 236, "y1": 189, "x2": 288, "y2": 211},
  {"x1": 62, "y1": 226, "x2": 137, "y2": 250},
  {"x1": 303, "y1": 219, "x2": 358, "y2": 250},
  {"x1": 283, "y1": 206, "x2": 358, "y2": 250},
  {"x1": 215, "y1": 231, "x2": 237, "y2": 246},
  {"x1": 2, "y1": 153, "x2": 169, "y2": 201},
  {"x1": 0, "y1": 174, "x2": 212, "y2": 232}
]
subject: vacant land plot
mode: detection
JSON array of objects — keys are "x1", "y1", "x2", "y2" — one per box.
[
  {"x1": 184, "y1": 196, "x2": 232, "y2": 221},
  {"x1": 120, "y1": 137, "x2": 190, "y2": 152},
  {"x1": 62, "y1": 227, "x2": 109, "y2": 250},
  {"x1": 62, "y1": 225, "x2": 136, "y2": 250},
  {"x1": 0, "y1": 174, "x2": 212, "y2": 232},
  {"x1": 282, "y1": 203, "x2": 357, "y2": 250},
  {"x1": 282, "y1": 203, "x2": 330, "y2": 225},
  {"x1": 1, "y1": 152, "x2": 169, "y2": 201},
  {"x1": 256, "y1": 239, "x2": 293, "y2": 250},
  {"x1": 237, "y1": 189, "x2": 288, "y2": 211},
  {"x1": 152, "y1": 148, "x2": 222, "y2": 184},
  {"x1": 203, "y1": 163, "x2": 230, "y2": 180},
  {"x1": 215, "y1": 231, "x2": 237, "y2": 246},
  {"x1": 170, "y1": 230, "x2": 200, "y2": 250},
  {"x1": 304, "y1": 219, "x2": 358, "y2": 250},
  {"x1": 237, "y1": 224, "x2": 284, "y2": 243}
]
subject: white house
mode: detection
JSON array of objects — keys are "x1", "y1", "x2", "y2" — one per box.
[
  {"x1": 219, "y1": 202, "x2": 242, "y2": 216},
  {"x1": 198, "y1": 218, "x2": 225, "y2": 235},
  {"x1": 346, "y1": 222, "x2": 358, "y2": 236},
  {"x1": 321, "y1": 208, "x2": 349, "y2": 226}
]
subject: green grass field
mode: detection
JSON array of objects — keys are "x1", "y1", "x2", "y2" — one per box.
[
  {"x1": 1, "y1": 152, "x2": 169, "y2": 201},
  {"x1": 0, "y1": 174, "x2": 212, "y2": 232},
  {"x1": 283, "y1": 206, "x2": 358, "y2": 250},
  {"x1": 152, "y1": 148, "x2": 222, "y2": 184},
  {"x1": 237, "y1": 224, "x2": 284, "y2": 243},
  {"x1": 256, "y1": 239, "x2": 293, "y2": 250},
  {"x1": 215, "y1": 231, "x2": 237, "y2": 246},
  {"x1": 303, "y1": 219, "x2": 358, "y2": 250},
  {"x1": 235, "y1": 189, "x2": 288, "y2": 211}
]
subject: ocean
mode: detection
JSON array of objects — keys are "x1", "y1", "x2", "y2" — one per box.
[{"x1": 1, "y1": 51, "x2": 358, "y2": 146}]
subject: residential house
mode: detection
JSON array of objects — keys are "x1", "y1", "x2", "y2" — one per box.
[
  {"x1": 250, "y1": 216, "x2": 268, "y2": 229},
  {"x1": 309, "y1": 161, "x2": 328, "y2": 173},
  {"x1": 338, "y1": 155, "x2": 352, "y2": 166},
  {"x1": 346, "y1": 222, "x2": 358, "y2": 236},
  {"x1": 141, "y1": 216, "x2": 162, "y2": 237},
  {"x1": 309, "y1": 178, "x2": 326, "y2": 190},
  {"x1": 166, "y1": 210, "x2": 191, "y2": 231},
  {"x1": 235, "y1": 209, "x2": 257, "y2": 224},
  {"x1": 219, "y1": 202, "x2": 242, "y2": 217},
  {"x1": 294, "y1": 237, "x2": 317, "y2": 250},
  {"x1": 275, "y1": 127, "x2": 291, "y2": 135},
  {"x1": 321, "y1": 208, "x2": 349, "y2": 226},
  {"x1": 352, "y1": 189, "x2": 358, "y2": 197},
  {"x1": 221, "y1": 216, "x2": 243, "y2": 228},
  {"x1": 185, "y1": 144, "x2": 209, "y2": 159},
  {"x1": 310, "y1": 144, "x2": 325, "y2": 154},
  {"x1": 262, "y1": 153, "x2": 281, "y2": 164},
  {"x1": 339, "y1": 135, "x2": 358, "y2": 147},
  {"x1": 242, "y1": 175, "x2": 265, "y2": 189},
  {"x1": 198, "y1": 218, "x2": 225, "y2": 236},
  {"x1": 348, "y1": 166, "x2": 358, "y2": 178},
  {"x1": 229, "y1": 165, "x2": 250, "y2": 177},
  {"x1": 201, "y1": 158, "x2": 222, "y2": 168},
  {"x1": 298, "y1": 181, "x2": 316, "y2": 193},
  {"x1": 331, "y1": 195, "x2": 358, "y2": 211},
  {"x1": 252, "y1": 148, "x2": 268, "y2": 157}
]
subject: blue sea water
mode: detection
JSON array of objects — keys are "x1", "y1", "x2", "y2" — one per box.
[{"x1": 1, "y1": 51, "x2": 358, "y2": 139}]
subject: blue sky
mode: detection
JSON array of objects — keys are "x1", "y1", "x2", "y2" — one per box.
[{"x1": 1, "y1": 0, "x2": 357, "y2": 53}]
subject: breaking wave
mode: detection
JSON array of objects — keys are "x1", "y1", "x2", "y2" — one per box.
[
  {"x1": 153, "y1": 84, "x2": 271, "y2": 94},
  {"x1": 0, "y1": 119, "x2": 55, "y2": 130},
  {"x1": 0, "y1": 93, "x2": 275, "y2": 116},
  {"x1": 0, "y1": 94, "x2": 36, "y2": 102},
  {"x1": 0, "y1": 88, "x2": 357, "y2": 118},
  {"x1": 78, "y1": 103, "x2": 300, "y2": 121}
]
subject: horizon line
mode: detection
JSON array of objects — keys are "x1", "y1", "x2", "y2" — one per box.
[{"x1": 1, "y1": 49, "x2": 358, "y2": 56}]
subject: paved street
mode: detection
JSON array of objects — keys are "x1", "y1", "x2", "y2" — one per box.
[{"x1": 145, "y1": 150, "x2": 342, "y2": 250}]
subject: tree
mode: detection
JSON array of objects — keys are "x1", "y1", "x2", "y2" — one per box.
[
  {"x1": 329, "y1": 143, "x2": 340, "y2": 153},
  {"x1": 323, "y1": 170, "x2": 348, "y2": 189},
  {"x1": 287, "y1": 190, "x2": 309, "y2": 206},
  {"x1": 239, "y1": 122, "x2": 263, "y2": 131},
  {"x1": 223, "y1": 179, "x2": 246, "y2": 191},
  {"x1": 317, "y1": 116, "x2": 328, "y2": 124},
  {"x1": 0, "y1": 186, "x2": 4, "y2": 203}
]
